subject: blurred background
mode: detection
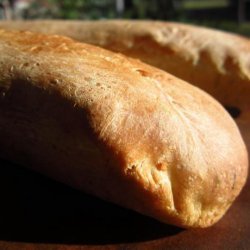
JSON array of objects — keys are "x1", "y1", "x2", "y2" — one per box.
[{"x1": 0, "y1": 0, "x2": 249, "y2": 37}]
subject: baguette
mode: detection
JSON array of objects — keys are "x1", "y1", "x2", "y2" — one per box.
[
  {"x1": 0, "y1": 20, "x2": 249, "y2": 118},
  {"x1": 0, "y1": 29, "x2": 248, "y2": 228}
]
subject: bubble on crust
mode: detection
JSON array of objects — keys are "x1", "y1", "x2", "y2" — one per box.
[
  {"x1": 188, "y1": 176, "x2": 195, "y2": 184},
  {"x1": 134, "y1": 68, "x2": 150, "y2": 77},
  {"x1": 104, "y1": 56, "x2": 113, "y2": 62},
  {"x1": 176, "y1": 164, "x2": 182, "y2": 170},
  {"x1": 10, "y1": 65, "x2": 14, "y2": 73},
  {"x1": 50, "y1": 79, "x2": 60, "y2": 85},
  {"x1": 30, "y1": 46, "x2": 40, "y2": 52}
]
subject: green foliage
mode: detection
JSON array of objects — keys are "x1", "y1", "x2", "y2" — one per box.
[
  {"x1": 182, "y1": 0, "x2": 229, "y2": 9},
  {"x1": 48, "y1": 0, "x2": 116, "y2": 19},
  {"x1": 25, "y1": 0, "x2": 183, "y2": 20}
]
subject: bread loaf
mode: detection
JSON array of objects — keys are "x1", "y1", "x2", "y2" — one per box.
[
  {"x1": 0, "y1": 20, "x2": 249, "y2": 118},
  {"x1": 0, "y1": 29, "x2": 248, "y2": 228}
]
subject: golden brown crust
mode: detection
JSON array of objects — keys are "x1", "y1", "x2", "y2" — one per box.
[
  {"x1": 0, "y1": 20, "x2": 249, "y2": 118},
  {"x1": 0, "y1": 29, "x2": 248, "y2": 228}
]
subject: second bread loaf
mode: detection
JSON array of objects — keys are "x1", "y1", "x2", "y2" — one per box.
[{"x1": 0, "y1": 20, "x2": 249, "y2": 118}]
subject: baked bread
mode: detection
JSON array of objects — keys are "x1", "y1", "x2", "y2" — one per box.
[
  {"x1": 0, "y1": 29, "x2": 248, "y2": 228},
  {"x1": 0, "y1": 20, "x2": 249, "y2": 118}
]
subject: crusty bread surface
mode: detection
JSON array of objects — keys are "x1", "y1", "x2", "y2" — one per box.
[
  {"x1": 0, "y1": 20, "x2": 249, "y2": 118},
  {"x1": 0, "y1": 29, "x2": 248, "y2": 228}
]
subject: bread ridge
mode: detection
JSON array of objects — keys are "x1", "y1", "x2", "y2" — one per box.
[
  {"x1": 0, "y1": 20, "x2": 249, "y2": 118},
  {"x1": 0, "y1": 29, "x2": 248, "y2": 228}
]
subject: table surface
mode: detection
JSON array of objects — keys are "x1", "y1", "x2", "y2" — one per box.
[{"x1": 0, "y1": 117, "x2": 249, "y2": 250}]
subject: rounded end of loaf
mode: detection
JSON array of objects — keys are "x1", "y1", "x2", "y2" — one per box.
[
  {"x1": 93, "y1": 61, "x2": 249, "y2": 228},
  {"x1": 115, "y1": 89, "x2": 248, "y2": 228}
]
